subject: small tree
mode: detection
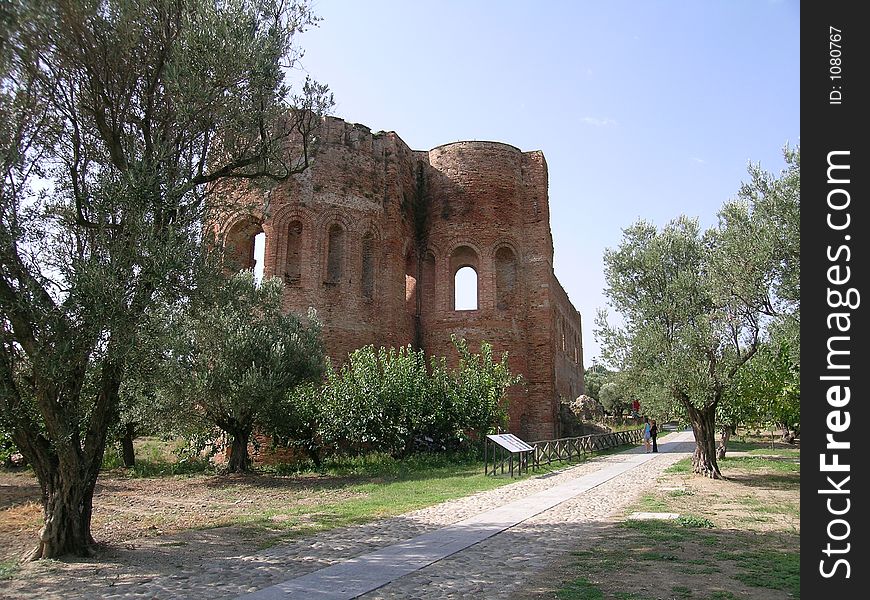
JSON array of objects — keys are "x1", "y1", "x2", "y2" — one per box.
[
  {"x1": 170, "y1": 271, "x2": 324, "y2": 472},
  {"x1": 717, "y1": 341, "x2": 799, "y2": 456},
  {"x1": 448, "y1": 335, "x2": 522, "y2": 442},
  {"x1": 583, "y1": 364, "x2": 609, "y2": 401},
  {"x1": 596, "y1": 147, "x2": 799, "y2": 479},
  {"x1": 598, "y1": 380, "x2": 627, "y2": 417},
  {"x1": 303, "y1": 336, "x2": 521, "y2": 459}
]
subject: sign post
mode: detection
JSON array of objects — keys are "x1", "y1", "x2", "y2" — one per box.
[{"x1": 485, "y1": 433, "x2": 535, "y2": 477}]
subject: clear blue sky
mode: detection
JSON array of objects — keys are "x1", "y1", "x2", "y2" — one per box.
[{"x1": 287, "y1": 0, "x2": 800, "y2": 365}]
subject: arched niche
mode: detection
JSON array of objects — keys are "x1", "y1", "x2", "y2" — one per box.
[
  {"x1": 325, "y1": 224, "x2": 344, "y2": 285},
  {"x1": 284, "y1": 220, "x2": 303, "y2": 286},
  {"x1": 495, "y1": 246, "x2": 518, "y2": 310},
  {"x1": 361, "y1": 230, "x2": 375, "y2": 300}
]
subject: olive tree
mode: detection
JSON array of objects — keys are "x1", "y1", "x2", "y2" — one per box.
[
  {"x1": 0, "y1": 0, "x2": 331, "y2": 558},
  {"x1": 596, "y1": 148, "x2": 799, "y2": 478},
  {"x1": 596, "y1": 216, "x2": 765, "y2": 478},
  {"x1": 169, "y1": 271, "x2": 325, "y2": 473}
]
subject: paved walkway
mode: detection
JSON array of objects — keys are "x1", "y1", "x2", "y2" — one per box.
[{"x1": 236, "y1": 429, "x2": 696, "y2": 600}]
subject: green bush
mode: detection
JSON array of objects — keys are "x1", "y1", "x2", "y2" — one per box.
[{"x1": 277, "y1": 336, "x2": 521, "y2": 460}]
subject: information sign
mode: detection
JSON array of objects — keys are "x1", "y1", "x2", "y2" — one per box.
[{"x1": 486, "y1": 433, "x2": 535, "y2": 453}]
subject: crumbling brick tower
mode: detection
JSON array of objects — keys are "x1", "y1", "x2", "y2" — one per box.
[{"x1": 219, "y1": 116, "x2": 584, "y2": 441}]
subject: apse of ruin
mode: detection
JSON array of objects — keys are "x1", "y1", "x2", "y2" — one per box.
[{"x1": 216, "y1": 116, "x2": 584, "y2": 441}]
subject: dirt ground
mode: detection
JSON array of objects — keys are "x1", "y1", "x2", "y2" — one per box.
[{"x1": 0, "y1": 467, "x2": 362, "y2": 565}]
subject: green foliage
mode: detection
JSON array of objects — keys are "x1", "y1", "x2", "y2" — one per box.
[
  {"x1": 281, "y1": 335, "x2": 521, "y2": 461},
  {"x1": 582, "y1": 364, "x2": 609, "y2": 401},
  {"x1": 598, "y1": 379, "x2": 627, "y2": 416},
  {"x1": 719, "y1": 341, "x2": 799, "y2": 433},
  {"x1": 167, "y1": 271, "x2": 326, "y2": 471},
  {"x1": 0, "y1": 429, "x2": 17, "y2": 465}
]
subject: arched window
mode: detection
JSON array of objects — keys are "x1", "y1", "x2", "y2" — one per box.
[
  {"x1": 253, "y1": 232, "x2": 265, "y2": 285},
  {"x1": 362, "y1": 231, "x2": 375, "y2": 300},
  {"x1": 325, "y1": 224, "x2": 344, "y2": 284},
  {"x1": 450, "y1": 245, "x2": 479, "y2": 311},
  {"x1": 495, "y1": 246, "x2": 517, "y2": 310},
  {"x1": 285, "y1": 221, "x2": 303, "y2": 286},
  {"x1": 225, "y1": 219, "x2": 263, "y2": 274},
  {"x1": 454, "y1": 267, "x2": 478, "y2": 310}
]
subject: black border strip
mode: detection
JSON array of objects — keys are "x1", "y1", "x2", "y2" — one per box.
[{"x1": 802, "y1": 3, "x2": 867, "y2": 598}]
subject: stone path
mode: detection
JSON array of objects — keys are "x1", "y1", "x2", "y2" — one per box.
[{"x1": 4, "y1": 430, "x2": 696, "y2": 599}]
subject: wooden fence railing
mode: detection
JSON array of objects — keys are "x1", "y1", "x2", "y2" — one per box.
[{"x1": 530, "y1": 428, "x2": 643, "y2": 467}]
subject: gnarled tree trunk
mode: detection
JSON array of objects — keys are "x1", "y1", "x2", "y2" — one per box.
[
  {"x1": 685, "y1": 401, "x2": 722, "y2": 479},
  {"x1": 30, "y1": 469, "x2": 99, "y2": 560},
  {"x1": 716, "y1": 423, "x2": 736, "y2": 459},
  {"x1": 9, "y1": 356, "x2": 120, "y2": 560},
  {"x1": 226, "y1": 429, "x2": 252, "y2": 472},
  {"x1": 13, "y1": 424, "x2": 108, "y2": 560}
]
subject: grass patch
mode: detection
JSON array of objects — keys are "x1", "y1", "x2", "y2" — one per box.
[
  {"x1": 102, "y1": 437, "x2": 214, "y2": 477},
  {"x1": 0, "y1": 560, "x2": 18, "y2": 580},
  {"x1": 684, "y1": 565, "x2": 720, "y2": 575},
  {"x1": 720, "y1": 455, "x2": 799, "y2": 473},
  {"x1": 634, "y1": 493, "x2": 670, "y2": 512},
  {"x1": 570, "y1": 549, "x2": 629, "y2": 572},
  {"x1": 109, "y1": 457, "x2": 214, "y2": 478},
  {"x1": 718, "y1": 549, "x2": 799, "y2": 597},
  {"x1": 557, "y1": 576, "x2": 604, "y2": 600},
  {"x1": 671, "y1": 585, "x2": 693, "y2": 598},
  {"x1": 737, "y1": 495, "x2": 798, "y2": 515},
  {"x1": 620, "y1": 520, "x2": 696, "y2": 544},
  {"x1": 676, "y1": 515, "x2": 714, "y2": 528},
  {"x1": 665, "y1": 458, "x2": 692, "y2": 473},
  {"x1": 230, "y1": 457, "x2": 545, "y2": 544},
  {"x1": 638, "y1": 551, "x2": 679, "y2": 562}
]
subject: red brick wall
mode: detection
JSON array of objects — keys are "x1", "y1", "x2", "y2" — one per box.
[{"x1": 218, "y1": 117, "x2": 584, "y2": 441}]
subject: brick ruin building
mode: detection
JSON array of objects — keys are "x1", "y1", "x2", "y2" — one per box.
[{"x1": 219, "y1": 116, "x2": 584, "y2": 441}]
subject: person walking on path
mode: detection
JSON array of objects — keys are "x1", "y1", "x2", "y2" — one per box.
[
  {"x1": 650, "y1": 419, "x2": 659, "y2": 452},
  {"x1": 643, "y1": 417, "x2": 651, "y2": 453}
]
